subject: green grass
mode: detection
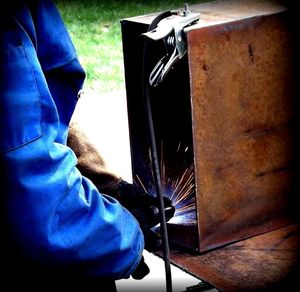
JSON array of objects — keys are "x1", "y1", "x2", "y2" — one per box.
[{"x1": 55, "y1": 0, "x2": 204, "y2": 93}]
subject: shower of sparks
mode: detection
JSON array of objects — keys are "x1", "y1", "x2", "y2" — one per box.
[{"x1": 134, "y1": 141, "x2": 197, "y2": 225}]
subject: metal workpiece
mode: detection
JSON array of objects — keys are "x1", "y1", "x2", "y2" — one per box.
[
  {"x1": 121, "y1": 0, "x2": 299, "y2": 290},
  {"x1": 169, "y1": 223, "x2": 300, "y2": 291},
  {"x1": 187, "y1": 8, "x2": 295, "y2": 253}
]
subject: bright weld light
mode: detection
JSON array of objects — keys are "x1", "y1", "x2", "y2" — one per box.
[{"x1": 135, "y1": 141, "x2": 197, "y2": 225}]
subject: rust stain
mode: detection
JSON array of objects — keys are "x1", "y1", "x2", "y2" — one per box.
[
  {"x1": 168, "y1": 224, "x2": 300, "y2": 291},
  {"x1": 186, "y1": 3, "x2": 296, "y2": 253}
]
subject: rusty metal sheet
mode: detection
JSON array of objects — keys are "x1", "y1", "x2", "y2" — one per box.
[
  {"x1": 168, "y1": 223, "x2": 300, "y2": 291},
  {"x1": 121, "y1": 0, "x2": 297, "y2": 253},
  {"x1": 187, "y1": 7, "x2": 296, "y2": 252}
]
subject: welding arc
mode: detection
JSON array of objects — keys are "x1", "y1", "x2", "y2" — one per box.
[{"x1": 142, "y1": 10, "x2": 174, "y2": 292}]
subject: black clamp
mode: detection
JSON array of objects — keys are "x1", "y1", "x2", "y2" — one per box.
[{"x1": 143, "y1": 4, "x2": 200, "y2": 87}]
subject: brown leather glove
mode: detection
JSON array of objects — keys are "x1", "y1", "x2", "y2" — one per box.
[{"x1": 67, "y1": 122, "x2": 122, "y2": 193}]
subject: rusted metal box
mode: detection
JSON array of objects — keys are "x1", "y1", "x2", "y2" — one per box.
[{"x1": 121, "y1": 0, "x2": 298, "y2": 257}]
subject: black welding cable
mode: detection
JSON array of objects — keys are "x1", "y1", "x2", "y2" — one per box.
[{"x1": 142, "y1": 10, "x2": 174, "y2": 292}]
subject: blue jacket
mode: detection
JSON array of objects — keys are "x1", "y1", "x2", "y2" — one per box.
[{"x1": 0, "y1": 0, "x2": 143, "y2": 280}]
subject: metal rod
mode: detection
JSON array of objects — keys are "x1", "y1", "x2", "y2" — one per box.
[{"x1": 142, "y1": 10, "x2": 173, "y2": 292}]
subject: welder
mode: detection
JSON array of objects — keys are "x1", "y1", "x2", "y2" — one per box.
[{"x1": 0, "y1": 0, "x2": 174, "y2": 290}]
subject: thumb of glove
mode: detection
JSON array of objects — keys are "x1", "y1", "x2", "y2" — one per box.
[{"x1": 131, "y1": 256, "x2": 150, "y2": 280}]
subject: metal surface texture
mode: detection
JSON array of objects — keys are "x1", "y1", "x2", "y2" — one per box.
[
  {"x1": 168, "y1": 223, "x2": 300, "y2": 291},
  {"x1": 186, "y1": 3, "x2": 296, "y2": 252}
]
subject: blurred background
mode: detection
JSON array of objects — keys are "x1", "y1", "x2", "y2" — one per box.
[{"x1": 54, "y1": 0, "x2": 203, "y2": 93}]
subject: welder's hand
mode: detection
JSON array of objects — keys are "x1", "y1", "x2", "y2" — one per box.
[
  {"x1": 112, "y1": 180, "x2": 175, "y2": 252},
  {"x1": 113, "y1": 180, "x2": 175, "y2": 222},
  {"x1": 130, "y1": 205, "x2": 162, "y2": 252},
  {"x1": 131, "y1": 256, "x2": 150, "y2": 280}
]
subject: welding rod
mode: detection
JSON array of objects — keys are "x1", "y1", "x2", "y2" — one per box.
[{"x1": 142, "y1": 10, "x2": 174, "y2": 292}]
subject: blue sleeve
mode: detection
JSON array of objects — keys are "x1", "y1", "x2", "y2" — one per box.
[{"x1": 0, "y1": 0, "x2": 144, "y2": 280}]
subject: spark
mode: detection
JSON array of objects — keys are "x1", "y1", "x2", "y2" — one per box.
[
  {"x1": 134, "y1": 141, "x2": 197, "y2": 225},
  {"x1": 135, "y1": 174, "x2": 148, "y2": 194}
]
